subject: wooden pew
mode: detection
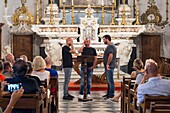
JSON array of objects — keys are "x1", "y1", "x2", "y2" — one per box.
[
  {"x1": 0, "y1": 93, "x2": 45, "y2": 113},
  {"x1": 41, "y1": 79, "x2": 51, "y2": 113},
  {"x1": 146, "y1": 102, "x2": 170, "y2": 113},
  {"x1": 139, "y1": 95, "x2": 170, "y2": 113},
  {"x1": 129, "y1": 89, "x2": 138, "y2": 113},
  {"x1": 121, "y1": 76, "x2": 136, "y2": 113},
  {"x1": 49, "y1": 77, "x2": 58, "y2": 113}
]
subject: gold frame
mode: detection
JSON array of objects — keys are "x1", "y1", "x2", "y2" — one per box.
[{"x1": 59, "y1": 0, "x2": 112, "y2": 8}]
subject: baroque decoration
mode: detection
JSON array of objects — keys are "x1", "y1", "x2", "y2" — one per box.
[
  {"x1": 141, "y1": 0, "x2": 168, "y2": 27},
  {"x1": 12, "y1": 3, "x2": 34, "y2": 26}
]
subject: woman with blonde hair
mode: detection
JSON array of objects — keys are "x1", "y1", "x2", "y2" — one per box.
[
  {"x1": 32, "y1": 56, "x2": 50, "y2": 85},
  {"x1": 131, "y1": 58, "x2": 144, "y2": 78}
]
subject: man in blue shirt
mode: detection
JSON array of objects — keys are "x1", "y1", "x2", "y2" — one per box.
[
  {"x1": 137, "y1": 59, "x2": 170, "y2": 104},
  {"x1": 45, "y1": 57, "x2": 58, "y2": 78}
]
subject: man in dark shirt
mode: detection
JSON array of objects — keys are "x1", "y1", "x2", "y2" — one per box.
[
  {"x1": 4, "y1": 59, "x2": 40, "y2": 113},
  {"x1": 62, "y1": 37, "x2": 76, "y2": 100},
  {"x1": 103, "y1": 35, "x2": 117, "y2": 99},
  {"x1": 78, "y1": 38, "x2": 97, "y2": 99}
]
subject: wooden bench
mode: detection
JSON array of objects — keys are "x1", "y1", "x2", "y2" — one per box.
[
  {"x1": 0, "y1": 93, "x2": 45, "y2": 113},
  {"x1": 139, "y1": 95, "x2": 170, "y2": 113},
  {"x1": 129, "y1": 89, "x2": 138, "y2": 113},
  {"x1": 121, "y1": 76, "x2": 136, "y2": 113}
]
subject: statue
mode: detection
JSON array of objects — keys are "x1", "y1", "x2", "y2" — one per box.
[
  {"x1": 117, "y1": 43, "x2": 132, "y2": 73},
  {"x1": 3, "y1": 45, "x2": 11, "y2": 59},
  {"x1": 85, "y1": 4, "x2": 94, "y2": 18},
  {"x1": 45, "y1": 42, "x2": 62, "y2": 66}
]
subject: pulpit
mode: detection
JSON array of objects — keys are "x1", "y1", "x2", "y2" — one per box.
[
  {"x1": 135, "y1": 33, "x2": 162, "y2": 66},
  {"x1": 77, "y1": 55, "x2": 94, "y2": 101},
  {"x1": 0, "y1": 23, "x2": 4, "y2": 58}
]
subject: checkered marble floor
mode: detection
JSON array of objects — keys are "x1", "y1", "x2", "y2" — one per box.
[{"x1": 58, "y1": 83, "x2": 121, "y2": 113}]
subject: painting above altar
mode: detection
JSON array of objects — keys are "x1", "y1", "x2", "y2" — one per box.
[{"x1": 59, "y1": 0, "x2": 113, "y2": 8}]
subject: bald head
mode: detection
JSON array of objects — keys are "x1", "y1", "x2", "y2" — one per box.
[
  {"x1": 66, "y1": 37, "x2": 73, "y2": 46},
  {"x1": 5, "y1": 53, "x2": 15, "y2": 65}
]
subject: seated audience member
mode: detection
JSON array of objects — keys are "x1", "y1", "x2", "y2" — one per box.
[
  {"x1": 44, "y1": 57, "x2": 58, "y2": 78},
  {"x1": 5, "y1": 60, "x2": 40, "y2": 94},
  {"x1": 137, "y1": 59, "x2": 170, "y2": 104},
  {"x1": 32, "y1": 56, "x2": 50, "y2": 85},
  {"x1": 111, "y1": 58, "x2": 145, "y2": 102},
  {"x1": 5, "y1": 54, "x2": 15, "y2": 66},
  {"x1": 131, "y1": 58, "x2": 144, "y2": 78},
  {"x1": 0, "y1": 60, "x2": 5, "y2": 81},
  {"x1": 0, "y1": 81, "x2": 24, "y2": 113},
  {"x1": 3, "y1": 61, "x2": 14, "y2": 78},
  {"x1": 20, "y1": 55, "x2": 28, "y2": 62},
  {"x1": 4, "y1": 60, "x2": 40, "y2": 113},
  {"x1": 26, "y1": 61, "x2": 42, "y2": 87}
]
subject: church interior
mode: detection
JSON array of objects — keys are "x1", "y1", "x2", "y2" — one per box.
[{"x1": 0, "y1": 0, "x2": 170, "y2": 113}]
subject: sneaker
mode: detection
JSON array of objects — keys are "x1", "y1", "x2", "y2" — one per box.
[
  {"x1": 102, "y1": 94, "x2": 108, "y2": 98},
  {"x1": 87, "y1": 94, "x2": 92, "y2": 99},
  {"x1": 63, "y1": 95, "x2": 73, "y2": 100},
  {"x1": 68, "y1": 94, "x2": 75, "y2": 98},
  {"x1": 78, "y1": 94, "x2": 84, "y2": 99}
]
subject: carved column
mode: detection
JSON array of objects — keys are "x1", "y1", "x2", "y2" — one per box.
[{"x1": 0, "y1": 23, "x2": 4, "y2": 59}]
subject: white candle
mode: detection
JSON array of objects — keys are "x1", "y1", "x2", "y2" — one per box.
[
  {"x1": 72, "y1": 0, "x2": 74, "y2": 6},
  {"x1": 112, "y1": 0, "x2": 114, "y2": 3},
  {"x1": 102, "y1": 0, "x2": 104, "y2": 6},
  {"x1": 63, "y1": 0, "x2": 66, "y2": 3}
]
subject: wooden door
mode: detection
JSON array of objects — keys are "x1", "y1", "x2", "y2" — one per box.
[
  {"x1": 13, "y1": 35, "x2": 33, "y2": 61},
  {"x1": 141, "y1": 34, "x2": 161, "y2": 65}
]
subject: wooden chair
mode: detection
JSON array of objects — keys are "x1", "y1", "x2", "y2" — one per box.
[
  {"x1": 49, "y1": 77, "x2": 58, "y2": 113},
  {"x1": 0, "y1": 93, "x2": 45, "y2": 113},
  {"x1": 139, "y1": 95, "x2": 170, "y2": 113}
]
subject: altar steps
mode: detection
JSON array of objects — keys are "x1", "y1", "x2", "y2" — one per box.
[{"x1": 58, "y1": 67, "x2": 130, "y2": 83}]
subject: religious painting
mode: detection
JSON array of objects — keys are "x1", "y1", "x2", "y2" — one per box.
[{"x1": 59, "y1": 0, "x2": 114, "y2": 8}]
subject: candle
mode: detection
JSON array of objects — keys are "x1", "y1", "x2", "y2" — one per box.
[
  {"x1": 72, "y1": 0, "x2": 74, "y2": 6},
  {"x1": 102, "y1": 0, "x2": 104, "y2": 6},
  {"x1": 63, "y1": 0, "x2": 66, "y2": 3},
  {"x1": 112, "y1": 0, "x2": 114, "y2": 3}
]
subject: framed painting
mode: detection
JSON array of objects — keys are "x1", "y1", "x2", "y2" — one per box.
[{"x1": 59, "y1": 0, "x2": 116, "y2": 8}]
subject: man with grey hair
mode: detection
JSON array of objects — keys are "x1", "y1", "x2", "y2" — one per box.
[
  {"x1": 45, "y1": 57, "x2": 58, "y2": 78},
  {"x1": 137, "y1": 59, "x2": 170, "y2": 104}
]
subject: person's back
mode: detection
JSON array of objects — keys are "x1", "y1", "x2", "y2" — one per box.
[
  {"x1": 137, "y1": 59, "x2": 170, "y2": 104},
  {"x1": 4, "y1": 60, "x2": 40, "y2": 113},
  {"x1": 137, "y1": 77, "x2": 170, "y2": 103}
]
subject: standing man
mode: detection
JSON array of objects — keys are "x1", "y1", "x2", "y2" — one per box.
[
  {"x1": 78, "y1": 38, "x2": 97, "y2": 99},
  {"x1": 62, "y1": 37, "x2": 76, "y2": 100},
  {"x1": 103, "y1": 35, "x2": 117, "y2": 99}
]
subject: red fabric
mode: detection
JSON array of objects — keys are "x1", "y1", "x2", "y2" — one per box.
[{"x1": 0, "y1": 74, "x2": 5, "y2": 81}]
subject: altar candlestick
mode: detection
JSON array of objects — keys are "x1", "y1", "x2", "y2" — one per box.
[
  {"x1": 114, "y1": 0, "x2": 116, "y2": 8},
  {"x1": 72, "y1": 0, "x2": 74, "y2": 6},
  {"x1": 102, "y1": 0, "x2": 104, "y2": 6}
]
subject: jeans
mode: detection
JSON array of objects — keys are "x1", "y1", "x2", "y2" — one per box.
[
  {"x1": 79, "y1": 66, "x2": 93, "y2": 95},
  {"x1": 63, "y1": 68, "x2": 72, "y2": 96},
  {"x1": 105, "y1": 67, "x2": 114, "y2": 97}
]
